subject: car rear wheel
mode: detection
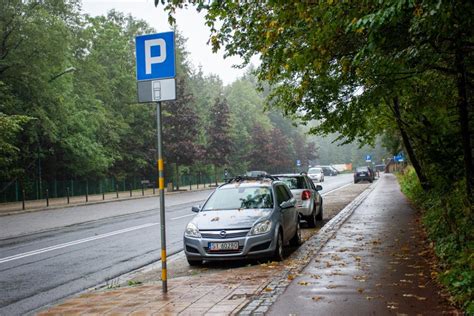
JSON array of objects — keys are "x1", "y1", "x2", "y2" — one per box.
[
  {"x1": 272, "y1": 230, "x2": 284, "y2": 261},
  {"x1": 187, "y1": 258, "x2": 202, "y2": 266},
  {"x1": 306, "y1": 203, "x2": 317, "y2": 228},
  {"x1": 290, "y1": 221, "x2": 302, "y2": 246},
  {"x1": 316, "y1": 200, "x2": 323, "y2": 221}
]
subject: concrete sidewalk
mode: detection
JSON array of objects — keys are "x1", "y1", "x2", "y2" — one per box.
[{"x1": 267, "y1": 174, "x2": 458, "y2": 315}]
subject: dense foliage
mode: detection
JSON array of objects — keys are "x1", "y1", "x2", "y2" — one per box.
[
  {"x1": 161, "y1": 0, "x2": 473, "y2": 310},
  {"x1": 0, "y1": 0, "x2": 320, "y2": 196}
]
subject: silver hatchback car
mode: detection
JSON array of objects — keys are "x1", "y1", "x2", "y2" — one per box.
[
  {"x1": 183, "y1": 176, "x2": 301, "y2": 265},
  {"x1": 275, "y1": 174, "x2": 323, "y2": 227}
]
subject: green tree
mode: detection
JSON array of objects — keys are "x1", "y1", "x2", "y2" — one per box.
[{"x1": 207, "y1": 96, "x2": 233, "y2": 185}]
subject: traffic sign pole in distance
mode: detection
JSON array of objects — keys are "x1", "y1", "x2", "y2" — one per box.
[{"x1": 136, "y1": 31, "x2": 176, "y2": 294}]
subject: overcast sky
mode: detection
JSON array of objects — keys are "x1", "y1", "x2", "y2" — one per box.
[{"x1": 81, "y1": 0, "x2": 256, "y2": 85}]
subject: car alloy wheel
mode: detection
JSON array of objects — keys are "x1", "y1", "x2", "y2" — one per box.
[
  {"x1": 273, "y1": 231, "x2": 284, "y2": 261},
  {"x1": 290, "y1": 221, "x2": 302, "y2": 246}
]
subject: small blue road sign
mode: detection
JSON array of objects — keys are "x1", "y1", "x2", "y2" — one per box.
[
  {"x1": 296, "y1": 159, "x2": 301, "y2": 167},
  {"x1": 394, "y1": 153, "x2": 405, "y2": 162},
  {"x1": 136, "y1": 32, "x2": 175, "y2": 81},
  {"x1": 365, "y1": 155, "x2": 372, "y2": 162}
]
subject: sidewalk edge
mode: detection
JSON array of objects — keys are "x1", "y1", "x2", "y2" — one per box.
[{"x1": 238, "y1": 181, "x2": 379, "y2": 315}]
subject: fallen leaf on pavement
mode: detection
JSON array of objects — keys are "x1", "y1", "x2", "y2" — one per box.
[
  {"x1": 365, "y1": 296, "x2": 374, "y2": 300},
  {"x1": 312, "y1": 296, "x2": 324, "y2": 301},
  {"x1": 287, "y1": 275, "x2": 295, "y2": 280},
  {"x1": 326, "y1": 284, "x2": 339, "y2": 289},
  {"x1": 298, "y1": 281, "x2": 310, "y2": 286},
  {"x1": 353, "y1": 275, "x2": 367, "y2": 282},
  {"x1": 357, "y1": 288, "x2": 364, "y2": 293},
  {"x1": 264, "y1": 287, "x2": 272, "y2": 292},
  {"x1": 311, "y1": 274, "x2": 321, "y2": 279},
  {"x1": 402, "y1": 294, "x2": 427, "y2": 301}
]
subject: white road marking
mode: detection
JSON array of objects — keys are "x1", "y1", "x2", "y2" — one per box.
[
  {"x1": 170, "y1": 213, "x2": 195, "y2": 220},
  {"x1": 321, "y1": 182, "x2": 352, "y2": 197},
  {"x1": 0, "y1": 222, "x2": 158, "y2": 264}
]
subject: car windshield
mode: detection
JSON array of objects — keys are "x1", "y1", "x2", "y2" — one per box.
[
  {"x1": 356, "y1": 167, "x2": 369, "y2": 172},
  {"x1": 202, "y1": 186, "x2": 274, "y2": 210},
  {"x1": 308, "y1": 168, "x2": 322, "y2": 173},
  {"x1": 278, "y1": 177, "x2": 305, "y2": 190}
]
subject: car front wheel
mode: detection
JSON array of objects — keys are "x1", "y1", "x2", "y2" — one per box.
[
  {"x1": 290, "y1": 221, "x2": 302, "y2": 246},
  {"x1": 272, "y1": 230, "x2": 284, "y2": 261}
]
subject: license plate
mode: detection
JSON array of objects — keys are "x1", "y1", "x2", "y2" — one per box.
[
  {"x1": 360, "y1": 173, "x2": 366, "y2": 176},
  {"x1": 208, "y1": 242, "x2": 239, "y2": 251}
]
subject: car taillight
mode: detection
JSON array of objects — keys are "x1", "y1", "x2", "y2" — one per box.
[{"x1": 302, "y1": 190, "x2": 311, "y2": 200}]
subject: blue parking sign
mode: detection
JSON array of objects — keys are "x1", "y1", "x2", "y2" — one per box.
[{"x1": 136, "y1": 32, "x2": 175, "y2": 81}]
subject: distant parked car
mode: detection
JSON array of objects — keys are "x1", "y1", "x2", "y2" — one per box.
[
  {"x1": 354, "y1": 166, "x2": 374, "y2": 183},
  {"x1": 184, "y1": 175, "x2": 301, "y2": 265},
  {"x1": 317, "y1": 165, "x2": 338, "y2": 176},
  {"x1": 275, "y1": 174, "x2": 323, "y2": 227},
  {"x1": 329, "y1": 165, "x2": 339, "y2": 175},
  {"x1": 308, "y1": 167, "x2": 324, "y2": 182}
]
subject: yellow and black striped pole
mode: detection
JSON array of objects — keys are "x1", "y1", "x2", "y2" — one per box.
[{"x1": 156, "y1": 101, "x2": 167, "y2": 293}]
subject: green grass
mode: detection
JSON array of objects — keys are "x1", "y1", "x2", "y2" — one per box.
[{"x1": 398, "y1": 167, "x2": 474, "y2": 313}]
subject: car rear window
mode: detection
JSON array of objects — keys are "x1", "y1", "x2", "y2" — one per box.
[
  {"x1": 308, "y1": 168, "x2": 322, "y2": 173},
  {"x1": 356, "y1": 167, "x2": 369, "y2": 172},
  {"x1": 202, "y1": 186, "x2": 274, "y2": 210},
  {"x1": 278, "y1": 177, "x2": 307, "y2": 190}
]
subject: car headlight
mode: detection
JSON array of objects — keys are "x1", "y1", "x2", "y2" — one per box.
[
  {"x1": 184, "y1": 222, "x2": 201, "y2": 238},
  {"x1": 249, "y1": 220, "x2": 272, "y2": 235}
]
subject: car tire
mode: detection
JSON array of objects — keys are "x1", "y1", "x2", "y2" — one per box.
[
  {"x1": 306, "y1": 203, "x2": 317, "y2": 228},
  {"x1": 272, "y1": 230, "x2": 284, "y2": 262},
  {"x1": 316, "y1": 200, "x2": 323, "y2": 221},
  {"x1": 187, "y1": 258, "x2": 202, "y2": 266},
  {"x1": 290, "y1": 221, "x2": 302, "y2": 246}
]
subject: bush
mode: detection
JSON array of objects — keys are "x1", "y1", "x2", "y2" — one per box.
[{"x1": 398, "y1": 167, "x2": 474, "y2": 313}]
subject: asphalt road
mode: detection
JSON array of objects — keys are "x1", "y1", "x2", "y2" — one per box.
[{"x1": 0, "y1": 173, "x2": 353, "y2": 315}]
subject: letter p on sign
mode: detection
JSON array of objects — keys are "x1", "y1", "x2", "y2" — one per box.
[
  {"x1": 136, "y1": 32, "x2": 175, "y2": 81},
  {"x1": 145, "y1": 39, "x2": 166, "y2": 74}
]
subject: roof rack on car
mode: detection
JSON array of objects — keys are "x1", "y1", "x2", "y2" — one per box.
[{"x1": 226, "y1": 175, "x2": 279, "y2": 183}]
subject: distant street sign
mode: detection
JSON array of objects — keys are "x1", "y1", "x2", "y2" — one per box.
[
  {"x1": 365, "y1": 155, "x2": 372, "y2": 163},
  {"x1": 394, "y1": 153, "x2": 405, "y2": 162},
  {"x1": 136, "y1": 32, "x2": 175, "y2": 81},
  {"x1": 296, "y1": 159, "x2": 301, "y2": 167}
]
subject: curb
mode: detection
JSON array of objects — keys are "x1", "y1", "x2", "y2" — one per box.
[
  {"x1": 238, "y1": 181, "x2": 379, "y2": 315},
  {"x1": 0, "y1": 186, "x2": 216, "y2": 217}
]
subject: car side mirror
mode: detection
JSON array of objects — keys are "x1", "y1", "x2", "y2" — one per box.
[
  {"x1": 280, "y1": 198, "x2": 296, "y2": 209},
  {"x1": 315, "y1": 185, "x2": 323, "y2": 191},
  {"x1": 191, "y1": 205, "x2": 201, "y2": 213}
]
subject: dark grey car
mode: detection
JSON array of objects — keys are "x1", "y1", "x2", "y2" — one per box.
[{"x1": 183, "y1": 176, "x2": 301, "y2": 265}]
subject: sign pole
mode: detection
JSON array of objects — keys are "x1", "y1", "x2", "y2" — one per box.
[{"x1": 156, "y1": 101, "x2": 167, "y2": 293}]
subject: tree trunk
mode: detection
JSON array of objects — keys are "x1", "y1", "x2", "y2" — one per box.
[
  {"x1": 455, "y1": 47, "x2": 473, "y2": 205},
  {"x1": 214, "y1": 165, "x2": 218, "y2": 186},
  {"x1": 175, "y1": 163, "x2": 180, "y2": 191},
  {"x1": 392, "y1": 96, "x2": 430, "y2": 190}
]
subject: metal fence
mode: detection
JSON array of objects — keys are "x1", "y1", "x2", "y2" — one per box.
[{"x1": 0, "y1": 172, "x2": 222, "y2": 204}]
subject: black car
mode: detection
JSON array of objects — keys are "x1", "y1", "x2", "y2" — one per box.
[{"x1": 354, "y1": 166, "x2": 374, "y2": 183}]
